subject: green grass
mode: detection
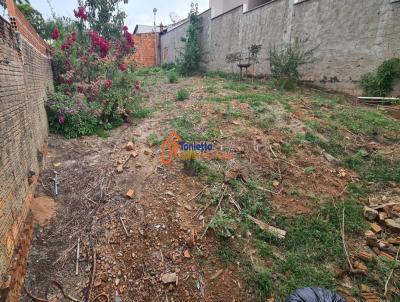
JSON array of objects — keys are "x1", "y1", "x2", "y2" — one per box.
[
  {"x1": 343, "y1": 150, "x2": 400, "y2": 183},
  {"x1": 147, "y1": 133, "x2": 163, "y2": 146},
  {"x1": 205, "y1": 85, "x2": 217, "y2": 93},
  {"x1": 225, "y1": 103, "x2": 242, "y2": 118},
  {"x1": 259, "y1": 111, "x2": 276, "y2": 129},
  {"x1": 177, "y1": 88, "x2": 190, "y2": 101},
  {"x1": 223, "y1": 81, "x2": 251, "y2": 92},
  {"x1": 170, "y1": 112, "x2": 220, "y2": 141},
  {"x1": 334, "y1": 107, "x2": 400, "y2": 141},
  {"x1": 243, "y1": 199, "x2": 367, "y2": 300},
  {"x1": 132, "y1": 107, "x2": 153, "y2": 119}
]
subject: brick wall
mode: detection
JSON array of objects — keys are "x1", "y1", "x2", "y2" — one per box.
[
  {"x1": 0, "y1": 2, "x2": 53, "y2": 293},
  {"x1": 131, "y1": 33, "x2": 157, "y2": 67}
]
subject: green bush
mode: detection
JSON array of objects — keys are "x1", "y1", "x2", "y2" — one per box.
[
  {"x1": 360, "y1": 58, "x2": 400, "y2": 96},
  {"x1": 161, "y1": 62, "x2": 176, "y2": 70},
  {"x1": 268, "y1": 37, "x2": 317, "y2": 89},
  {"x1": 168, "y1": 72, "x2": 178, "y2": 84},
  {"x1": 176, "y1": 88, "x2": 190, "y2": 101}
]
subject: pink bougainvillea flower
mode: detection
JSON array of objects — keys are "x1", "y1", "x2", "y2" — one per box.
[
  {"x1": 105, "y1": 79, "x2": 113, "y2": 89},
  {"x1": 51, "y1": 27, "x2": 59, "y2": 40},
  {"x1": 71, "y1": 32, "x2": 76, "y2": 42},
  {"x1": 58, "y1": 115, "x2": 65, "y2": 125},
  {"x1": 123, "y1": 25, "x2": 128, "y2": 32},
  {"x1": 119, "y1": 63, "x2": 126, "y2": 72},
  {"x1": 74, "y1": 6, "x2": 88, "y2": 21},
  {"x1": 134, "y1": 80, "x2": 141, "y2": 91}
]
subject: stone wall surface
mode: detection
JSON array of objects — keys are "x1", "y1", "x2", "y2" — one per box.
[
  {"x1": 0, "y1": 12, "x2": 53, "y2": 293},
  {"x1": 160, "y1": 0, "x2": 400, "y2": 95}
]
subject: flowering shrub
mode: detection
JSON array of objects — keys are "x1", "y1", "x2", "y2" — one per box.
[
  {"x1": 48, "y1": 4, "x2": 140, "y2": 138},
  {"x1": 47, "y1": 93, "x2": 100, "y2": 138}
]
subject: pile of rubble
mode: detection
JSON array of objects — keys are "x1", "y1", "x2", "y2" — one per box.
[{"x1": 362, "y1": 202, "x2": 400, "y2": 263}]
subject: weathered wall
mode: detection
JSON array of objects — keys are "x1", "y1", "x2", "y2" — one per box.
[
  {"x1": 161, "y1": 0, "x2": 400, "y2": 95},
  {"x1": 0, "y1": 8, "x2": 53, "y2": 293}
]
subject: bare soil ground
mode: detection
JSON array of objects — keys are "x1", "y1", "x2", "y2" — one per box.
[{"x1": 22, "y1": 70, "x2": 400, "y2": 302}]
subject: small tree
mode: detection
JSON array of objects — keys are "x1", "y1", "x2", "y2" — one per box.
[
  {"x1": 85, "y1": 0, "x2": 127, "y2": 40},
  {"x1": 17, "y1": 3, "x2": 47, "y2": 38},
  {"x1": 178, "y1": 2, "x2": 202, "y2": 76},
  {"x1": 268, "y1": 37, "x2": 317, "y2": 89}
]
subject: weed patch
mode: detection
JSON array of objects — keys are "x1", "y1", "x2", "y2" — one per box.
[
  {"x1": 343, "y1": 150, "x2": 400, "y2": 183},
  {"x1": 177, "y1": 88, "x2": 190, "y2": 101}
]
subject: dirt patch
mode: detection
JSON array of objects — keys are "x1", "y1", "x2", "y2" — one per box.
[{"x1": 30, "y1": 196, "x2": 56, "y2": 226}]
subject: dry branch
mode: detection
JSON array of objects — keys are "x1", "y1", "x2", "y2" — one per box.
[
  {"x1": 247, "y1": 215, "x2": 286, "y2": 239},
  {"x1": 384, "y1": 245, "x2": 400, "y2": 297}
]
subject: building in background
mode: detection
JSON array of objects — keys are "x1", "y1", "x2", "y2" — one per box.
[
  {"x1": 131, "y1": 25, "x2": 164, "y2": 67},
  {"x1": 209, "y1": 0, "x2": 272, "y2": 17}
]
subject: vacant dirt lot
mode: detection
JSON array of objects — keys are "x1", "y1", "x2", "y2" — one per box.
[{"x1": 22, "y1": 69, "x2": 400, "y2": 302}]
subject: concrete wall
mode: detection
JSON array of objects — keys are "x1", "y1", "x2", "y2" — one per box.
[
  {"x1": 0, "y1": 12, "x2": 53, "y2": 291},
  {"x1": 161, "y1": 0, "x2": 400, "y2": 95}
]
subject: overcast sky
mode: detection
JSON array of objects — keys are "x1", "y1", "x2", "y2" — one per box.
[{"x1": 29, "y1": 0, "x2": 209, "y2": 30}]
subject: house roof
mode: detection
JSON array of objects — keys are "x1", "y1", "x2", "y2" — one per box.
[{"x1": 133, "y1": 25, "x2": 161, "y2": 34}]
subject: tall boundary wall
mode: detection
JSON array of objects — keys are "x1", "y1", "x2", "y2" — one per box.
[
  {"x1": 0, "y1": 0, "x2": 53, "y2": 298},
  {"x1": 160, "y1": 0, "x2": 400, "y2": 95}
]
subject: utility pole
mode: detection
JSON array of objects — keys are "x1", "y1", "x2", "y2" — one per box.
[{"x1": 153, "y1": 7, "x2": 158, "y2": 66}]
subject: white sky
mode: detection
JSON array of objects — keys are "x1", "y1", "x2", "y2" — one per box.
[{"x1": 29, "y1": 0, "x2": 209, "y2": 30}]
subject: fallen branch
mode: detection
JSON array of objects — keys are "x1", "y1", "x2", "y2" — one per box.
[
  {"x1": 24, "y1": 286, "x2": 49, "y2": 302},
  {"x1": 247, "y1": 215, "x2": 286, "y2": 239},
  {"x1": 120, "y1": 216, "x2": 130, "y2": 237},
  {"x1": 92, "y1": 293, "x2": 109, "y2": 302},
  {"x1": 269, "y1": 145, "x2": 277, "y2": 158},
  {"x1": 384, "y1": 245, "x2": 400, "y2": 297},
  {"x1": 341, "y1": 207, "x2": 366, "y2": 275},
  {"x1": 341, "y1": 207, "x2": 354, "y2": 272},
  {"x1": 53, "y1": 242, "x2": 78, "y2": 265},
  {"x1": 189, "y1": 185, "x2": 208, "y2": 203},
  {"x1": 201, "y1": 186, "x2": 227, "y2": 239},
  {"x1": 51, "y1": 281, "x2": 79, "y2": 302},
  {"x1": 371, "y1": 202, "x2": 400, "y2": 210}
]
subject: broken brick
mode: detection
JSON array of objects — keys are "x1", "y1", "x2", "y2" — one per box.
[
  {"x1": 126, "y1": 190, "x2": 135, "y2": 199},
  {"x1": 357, "y1": 251, "x2": 374, "y2": 262},
  {"x1": 370, "y1": 223, "x2": 382, "y2": 234}
]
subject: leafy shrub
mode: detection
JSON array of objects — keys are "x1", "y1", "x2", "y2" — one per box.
[
  {"x1": 209, "y1": 210, "x2": 236, "y2": 238},
  {"x1": 168, "y1": 72, "x2": 178, "y2": 84},
  {"x1": 161, "y1": 62, "x2": 176, "y2": 70},
  {"x1": 360, "y1": 58, "x2": 400, "y2": 96},
  {"x1": 176, "y1": 88, "x2": 189, "y2": 101},
  {"x1": 268, "y1": 37, "x2": 317, "y2": 89}
]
